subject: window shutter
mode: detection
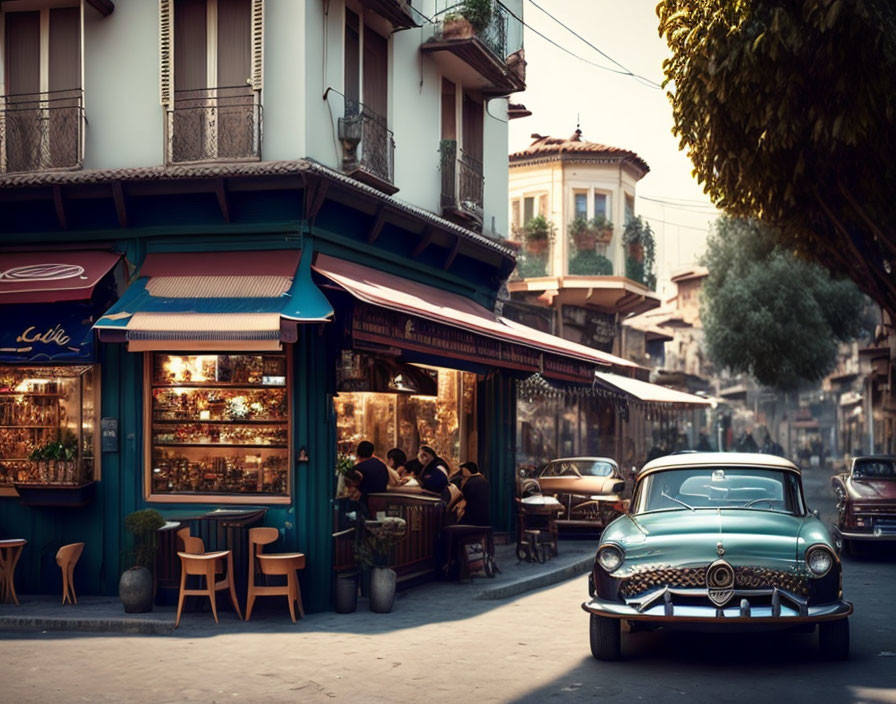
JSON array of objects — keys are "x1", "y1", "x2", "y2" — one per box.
[
  {"x1": 159, "y1": 0, "x2": 173, "y2": 106},
  {"x1": 250, "y1": 0, "x2": 263, "y2": 90}
]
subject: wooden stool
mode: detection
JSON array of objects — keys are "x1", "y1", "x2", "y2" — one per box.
[
  {"x1": 246, "y1": 527, "x2": 306, "y2": 622},
  {"x1": 56, "y1": 542, "x2": 84, "y2": 605},
  {"x1": 175, "y1": 549, "x2": 242, "y2": 627},
  {"x1": 0, "y1": 539, "x2": 27, "y2": 605}
]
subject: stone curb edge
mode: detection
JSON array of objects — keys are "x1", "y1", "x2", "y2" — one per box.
[
  {"x1": 0, "y1": 615, "x2": 175, "y2": 635},
  {"x1": 474, "y1": 554, "x2": 593, "y2": 600}
]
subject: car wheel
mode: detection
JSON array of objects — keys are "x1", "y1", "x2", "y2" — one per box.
[
  {"x1": 589, "y1": 614, "x2": 621, "y2": 661},
  {"x1": 819, "y1": 618, "x2": 850, "y2": 660}
]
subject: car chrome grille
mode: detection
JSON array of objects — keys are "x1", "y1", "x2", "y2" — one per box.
[{"x1": 619, "y1": 565, "x2": 809, "y2": 597}]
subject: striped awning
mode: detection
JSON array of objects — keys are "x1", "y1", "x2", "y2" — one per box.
[
  {"x1": 594, "y1": 372, "x2": 711, "y2": 408},
  {"x1": 94, "y1": 249, "x2": 333, "y2": 351}
]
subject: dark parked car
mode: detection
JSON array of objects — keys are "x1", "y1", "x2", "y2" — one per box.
[{"x1": 831, "y1": 455, "x2": 896, "y2": 554}]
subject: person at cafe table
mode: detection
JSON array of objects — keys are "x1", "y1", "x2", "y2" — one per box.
[
  {"x1": 353, "y1": 440, "x2": 389, "y2": 499},
  {"x1": 445, "y1": 461, "x2": 490, "y2": 526},
  {"x1": 418, "y1": 445, "x2": 450, "y2": 494}
]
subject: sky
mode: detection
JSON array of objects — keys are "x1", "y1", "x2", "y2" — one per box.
[{"x1": 507, "y1": 0, "x2": 721, "y2": 297}]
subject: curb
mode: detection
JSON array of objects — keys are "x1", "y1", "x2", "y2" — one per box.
[
  {"x1": 0, "y1": 615, "x2": 175, "y2": 635},
  {"x1": 474, "y1": 554, "x2": 592, "y2": 600}
]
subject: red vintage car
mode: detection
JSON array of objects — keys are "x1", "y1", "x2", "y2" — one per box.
[{"x1": 831, "y1": 455, "x2": 896, "y2": 553}]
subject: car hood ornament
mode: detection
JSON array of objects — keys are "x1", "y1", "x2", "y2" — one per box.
[{"x1": 717, "y1": 541, "x2": 725, "y2": 557}]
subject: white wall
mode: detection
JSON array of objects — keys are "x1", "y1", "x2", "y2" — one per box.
[
  {"x1": 263, "y1": 0, "x2": 307, "y2": 161},
  {"x1": 84, "y1": 0, "x2": 163, "y2": 168}
]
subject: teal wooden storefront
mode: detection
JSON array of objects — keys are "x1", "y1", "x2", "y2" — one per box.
[{"x1": 0, "y1": 162, "x2": 527, "y2": 612}]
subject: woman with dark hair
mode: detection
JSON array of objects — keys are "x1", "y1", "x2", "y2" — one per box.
[
  {"x1": 418, "y1": 445, "x2": 450, "y2": 494},
  {"x1": 385, "y1": 447, "x2": 410, "y2": 486}
]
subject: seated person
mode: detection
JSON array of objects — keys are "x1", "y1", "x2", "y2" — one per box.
[
  {"x1": 456, "y1": 462, "x2": 490, "y2": 526},
  {"x1": 342, "y1": 470, "x2": 370, "y2": 521},
  {"x1": 385, "y1": 448, "x2": 414, "y2": 487},
  {"x1": 353, "y1": 440, "x2": 389, "y2": 498},
  {"x1": 404, "y1": 457, "x2": 423, "y2": 478},
  {"x1": 418, "y1": 445, "x2": 450, "y2": 494}
]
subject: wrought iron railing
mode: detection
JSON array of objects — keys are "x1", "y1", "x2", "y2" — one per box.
[
  {"x1": 167, "y1": 86, "x2": 261, "y2": 164},
  {"x1": 338, "y1": 99, "x2": 395, "y2": 186},
  {"x1": 433, "y1": 0, "x2": 511, "y2": 59},
  {"x1": 439, "y1": 139, "x2": 483, "y2": 224},
  {"x1": 0, "y1": 89, "x2": 83, "y2": 173}
]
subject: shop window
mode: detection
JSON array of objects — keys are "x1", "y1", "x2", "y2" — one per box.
[
  {"x1": 147, "y1": 353, "x2": 290, "y2": 502},
  {"x1": 0, "y1": 365, "x2": 98, "y2": 489},
  {"x1": 334, "y1": 365, "x2": 477, "y2": 473}
]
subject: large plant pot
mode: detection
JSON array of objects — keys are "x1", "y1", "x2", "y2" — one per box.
[
  {"x1": 335, "y1": 571, "x2": 359, "y2": 614},
  {"x1": 442, "y1": 17, "x2": 474, "y2": 40},
  {"x1": 119, "y1": 566, "x2": 154, "y2": 613},
  {"x1": 524, "y1": 237, "x2": 549, "y2": 256},
  {"x1": 368, "y1": 566, "x2": 397, "y2": 613}
]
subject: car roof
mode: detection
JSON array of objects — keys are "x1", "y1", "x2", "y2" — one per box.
[
  {"x1": 637, "y1": 452, "x2": 800, "y2": 479},
  {"x1": 546, "y1": 457, "x2": 618, "y2": 465}
]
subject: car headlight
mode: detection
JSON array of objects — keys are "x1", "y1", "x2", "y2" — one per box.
[
  {"x1": 597, "y1": 544, "x2": 624, "y2": 572},
  {"x1": 806, "y1": 545, "x2": 834, "y2": 576}
]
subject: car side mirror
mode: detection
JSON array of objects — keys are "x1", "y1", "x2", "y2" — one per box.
[
  {"x1": 811, "y1": 508, "x2": 819, "y2": 518},
  {"x1": 612, "y1": 481, "x2": 625, "y2": 494}
]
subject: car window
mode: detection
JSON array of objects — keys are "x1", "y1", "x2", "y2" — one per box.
[
  {"x1": 634, "y1": 468, "x2": 799, "y2": 514},
  {"x1": 854, "y1": 459, "x2": 896, "y2": 479}
]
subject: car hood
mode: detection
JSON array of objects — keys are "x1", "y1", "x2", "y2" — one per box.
[
  {"x1": 538, "y1": 475, "x2": 619, "y2": 496},
  {"x1": 846, "y1": 477, "x2": 896, "y2": 501},
  {"x1": 603, "y1": 510, "x2": 819, "y2": 575}
]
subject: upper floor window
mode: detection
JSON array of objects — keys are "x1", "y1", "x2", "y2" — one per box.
[
  {"x1": 1, "y1": 5, "x2": 83, "y2": 173},
  {"x1": 160, "y1": 0, "x2": 263, "y2": 164},
  {"x1": 338, "y1": 7, "x2": 395, "y2": 191},
  {"x1": 574, "y1": 191, "x2": 587, "y2": 219},
  {"x1": 624, "y1": 193, "x2": 635, "y2": 224},
  {"x1": 593, "y1": 192, "x2": 608, "y2": 221}
]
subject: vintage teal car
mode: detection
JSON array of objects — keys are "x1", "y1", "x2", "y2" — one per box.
[{"x1": 582, "y1": 452, "x2": 852, "y2": 661}]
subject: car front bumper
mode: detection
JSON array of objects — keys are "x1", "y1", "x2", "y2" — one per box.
[
  {"x1": 833, "y1": 525, "x2": 896, "y2": 542},
  {"x1": 582, "y1": 588, "x2": 852, "y2": 623}
]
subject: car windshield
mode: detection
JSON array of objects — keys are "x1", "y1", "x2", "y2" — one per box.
[
  {"x1": 541, "y1": 460, "x2": 616, "y2": 478},
  {"x1": 853, "y1": 459, "x2": 896, "y2": 479},
  {"x1": 634, "y1": 468, "x2": 801, "y2": 514}
]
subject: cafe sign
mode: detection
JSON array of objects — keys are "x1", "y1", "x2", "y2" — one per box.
[{"x1": 0, "y1": 303, "x2": 96, "y2": 363}]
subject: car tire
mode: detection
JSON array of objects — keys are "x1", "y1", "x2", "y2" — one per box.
[
  {"x1": 589, "y1": 614, "x2": 621, "y2": 661},
  {"x1": 819, "y1": 618, "x2": 850, "y2": 660}
]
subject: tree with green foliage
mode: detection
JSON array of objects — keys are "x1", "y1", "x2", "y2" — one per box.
[
  {"x1": 701, "y1": 217, "x2": 868, "y2": 390},
  {"x1": 658, "y1": 0, "x2": 896, "y2": 320}
]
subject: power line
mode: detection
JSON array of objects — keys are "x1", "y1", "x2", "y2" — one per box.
[
  {"x1": 637, "y1": 196, "x2": 720, "y2": 215},
  {"x1": 496, "y1": 1, "x2": 662, "y2": 88},
  {"x1": 524, "y1": 0, "x2": 664, "y2": 90},
  {"x1": 641, "y1": 216, "x2": 717, "y2": 232}
]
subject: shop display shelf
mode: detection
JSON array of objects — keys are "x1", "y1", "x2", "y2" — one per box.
[
  {"x1": 151, "y1": 382, "x2": 285, "y2": 389},
  {"x1": 153, "y1": 443, "x2": 288, "y2": 449},
  {"x1": 0, "y1": 425, "x2": 56, "y2": 429},
  {"x1": 13, "y1": 480, "x2": 98, "y2": 507},
  {"x1": 151, "y1": 418, "x2": 286, "y2": 424}
]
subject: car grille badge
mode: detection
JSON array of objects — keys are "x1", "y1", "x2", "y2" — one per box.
[{"x1": 706, "y1": 559, "x2": 735, "y2": 607}]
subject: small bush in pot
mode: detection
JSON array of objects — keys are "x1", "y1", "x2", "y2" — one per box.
[
  {"x1": 356, "y1": 516, "x2": 407, "y2": 613},
  {"x1": 119, "y1": 509, "x2": 165, "y2": 613}
]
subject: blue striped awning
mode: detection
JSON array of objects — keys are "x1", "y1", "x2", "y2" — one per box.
[{"x1": 94, "y1": 249, "x2": 332, "y2": 351}]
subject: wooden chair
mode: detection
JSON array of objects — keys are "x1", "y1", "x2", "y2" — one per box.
[
  {"x1": 0, "y1": 539, "x2": 27, "y2": 605},
  {"x1": 56, "y1": 542, "x2": 84, "y2": 605},
  {"x1": 246, "y1": 527, "x2": 306, "y2": 622},
  {"x1": 174, "y1": 529, "x2": 242, "y2": 627}
]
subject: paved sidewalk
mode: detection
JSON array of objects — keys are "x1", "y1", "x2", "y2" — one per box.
[{"x1": 0, "y1": 538, "x2": 595, "y2": 636}]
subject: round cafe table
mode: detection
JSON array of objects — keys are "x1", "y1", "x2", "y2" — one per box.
[{"x1": 0, "y1": 539, "x2": 26, "y2": 605}]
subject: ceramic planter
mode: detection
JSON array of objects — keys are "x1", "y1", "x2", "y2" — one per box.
[
  {"x1": 335, "y1": 571, "x2": 359, "y2": 614},
  {"x1": 368, "y1": 566, "x2": 397, "y2": 613},
  {"x1": 442, "y1": 17, "x2": 474, "y2": 40},
  {"x1": 119, "y1": 566, "x2": 154, "y2": 613},
  {"x1": 524, "y1": 237, "x2": 549, "y2": 256}
]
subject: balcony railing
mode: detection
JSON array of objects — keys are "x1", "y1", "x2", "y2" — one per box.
[
  {"x1": 440, "y1": 139, "x2": 483, "y2": 227},
  {"x1": 0, "y1": 89, "x2": 84, "y2": 173},
  {"x1": 338, "y1": 100, "x2": 395, "y2": 191},
  {"x1": 167, "y1": 86, "x2": 261, "y2": 164}
]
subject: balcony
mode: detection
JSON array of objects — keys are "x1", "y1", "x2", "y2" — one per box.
[
  {"x1": 357, "y1": 0, "x2": 419, "y2": 31},
  {"x1": 439, "y1": 139, "x2": 483, "y2": 228},
  {"x1": 0, "y1": 89, "x2": 83, "y2": 173},
  {"x1": 338, "y1": 100, "x2": 397, "y2": 195},
  {"x1": 167, "y1": 86, "x2": 261, "y2": 164},
  {"x1": 422, "y1": 1, "x2": 525, "y2": 96}
]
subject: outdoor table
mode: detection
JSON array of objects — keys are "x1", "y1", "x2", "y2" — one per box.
[{"x1": 0, "y1": 538, "x2": 27, "y2": 605}]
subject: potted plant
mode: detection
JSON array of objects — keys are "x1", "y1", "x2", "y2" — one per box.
[
  {"x1": 622, "y1": 216, "x2": 657, "y2": 289},
  {"x1": 356, "y1": 516, "x2": 407, "y2": 613},
  {"x1": 441, "y1": 0, "x2": 493, "y2": 39},
  {"x1": 28, "y1": 430, "x2": 79, "y2": 484},
  {"x1": 570, "y1": 215, "x2": 614, "y2": 253},
  {"x1": 522, "y1": 215, "x2": 554, "y2": 257},
  {"x1": 335, "y1": 452, "x2": 356, "y2": 498},
  {"x1": 119, "y1": 509, "x2": 165, "y2": 613}
]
